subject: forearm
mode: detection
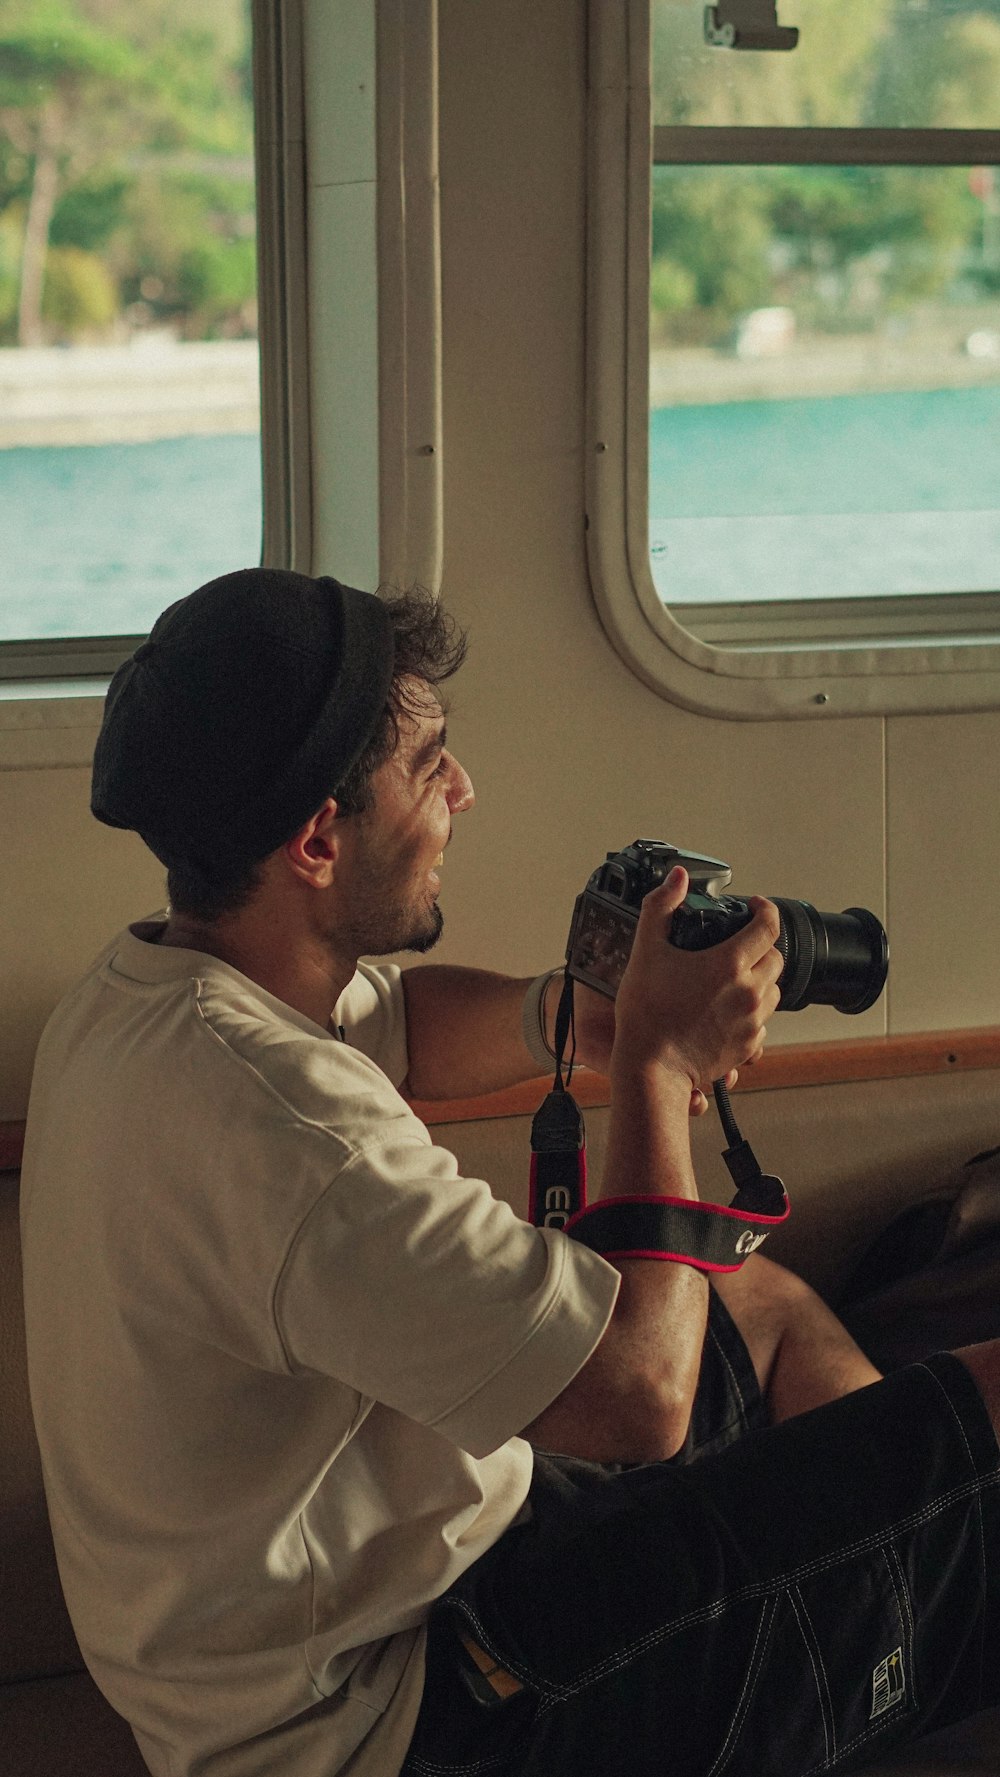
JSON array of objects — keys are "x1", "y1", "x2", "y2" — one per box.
[
  {"x1": 601, "y1": 1065, "x2": 709, "y2": 1437},
  {"x1": 525, "y1": 1065, "x2": 710, "y2": 1462},
  {"x1": 400, "y1": 964, "x2": 551, "y2": 1099}
]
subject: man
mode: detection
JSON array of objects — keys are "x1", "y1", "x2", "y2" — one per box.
[{"x1": 20, "y1": 568, "x2": 1000, "y2": 1777}]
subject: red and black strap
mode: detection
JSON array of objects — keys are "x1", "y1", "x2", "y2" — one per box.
[
  {"x1": 563, "y1": 1183, "x2": 788, "y2": 1273},
  {"x1": 529, "y1": 974, "x2": 790, "y2": 1268}
]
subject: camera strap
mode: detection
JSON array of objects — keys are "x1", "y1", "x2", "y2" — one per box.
[
  {"x1": 528, "y1": 975, "x2": 587, "y2": 1230},
  {"x1": 529, "y1": 976, "x2": 789, "y2": 1269}
]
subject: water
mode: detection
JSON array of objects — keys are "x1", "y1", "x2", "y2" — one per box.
[
  {"x1": 650, "y1": 384, "x2": 1000, "y2": 604},
  {"x1": 0, "y1": 387, "x2": 997, "y2": 639},
  {"x1": 0, "y1": 433, "x2": 262, "y2": 641}
]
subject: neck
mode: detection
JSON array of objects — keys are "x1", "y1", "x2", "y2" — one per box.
[{"x1": 160, "y1": 906, "x2": 359, "y2": 1032}]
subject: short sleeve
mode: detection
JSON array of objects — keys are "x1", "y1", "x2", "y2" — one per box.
[
  {"x1": 334, "y1": 964, "x2": 408, "y2": 1087},
  {"x1": 273, "y1": 1129, "x2": 620, "y2": 1459}
]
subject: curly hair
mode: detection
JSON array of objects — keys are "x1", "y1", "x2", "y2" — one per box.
[{"x1": 166, "y1": 587, "x2": 467, "y2": 922}]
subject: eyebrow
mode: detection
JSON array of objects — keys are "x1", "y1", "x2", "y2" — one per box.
[{"x1": 410, "y1": 721, "x2": 447, "y2": 775}]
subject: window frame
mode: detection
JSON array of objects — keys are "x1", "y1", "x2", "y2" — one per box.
[
  {"x1": 585, "y1": 0, "x2": 1000, "y2": 719},
  {"x1": 0, "y1": 0, "x2": 442, "y2": 744},
  {"x1": 0, "y1": 3, "x2": 285, "y2": 689}
]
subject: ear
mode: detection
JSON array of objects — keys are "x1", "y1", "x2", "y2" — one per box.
[{"x1": 283, "y1": 797, "x2": 342, "y2": 889}]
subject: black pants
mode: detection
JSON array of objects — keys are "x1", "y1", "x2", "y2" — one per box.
[{"x1": 403, "y1": 1296, "x2": 1000, "y2": 1776}]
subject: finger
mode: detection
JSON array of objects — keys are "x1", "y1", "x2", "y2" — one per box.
[
  {"x1": 729, "y1": 897, "x2": 782, "y2": 966},
  {"x1": 689, "y1": 1088, "x2": 708, "y2": 1117},
  {"x1": 638, "y1": 864, "x2": 689, "y2": 922},
  {"x1": 751, "y1": 943, "x2": 785, "y2": 988}
]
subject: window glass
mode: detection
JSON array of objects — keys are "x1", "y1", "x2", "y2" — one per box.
[
  {"x1": 650, "y1": 162, "x2": 1000, "y2": 605},
  {"x1": 0, "y1": 0, "x2": 260, "y2": 646},
  {"x1": 650, "y1": 3, "x2": 1000, "y2": 613},
  {"x1": 654, "y1": 0, "x2": 1000, "y2": 131}
]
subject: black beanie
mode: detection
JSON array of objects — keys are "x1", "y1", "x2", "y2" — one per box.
[{"x1": 91, "y1": 568, "x2": 395, "y2": 875}]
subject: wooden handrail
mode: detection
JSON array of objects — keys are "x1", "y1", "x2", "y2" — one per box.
[
  {"x1": 409, "y1": 1025, "x2": 1000, "y2": 1124},
  {"x1": 2, "y1": 1027, "x2": 998, "y2": 1166}
]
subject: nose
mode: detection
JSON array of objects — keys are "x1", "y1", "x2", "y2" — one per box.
[{"x1": 447, "y1": 756, "x2": 475, "y2": 815}]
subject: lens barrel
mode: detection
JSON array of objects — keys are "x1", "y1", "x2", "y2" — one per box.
[{"x1": 771, "y1": 899, "x2": 888, "y2": 1015}]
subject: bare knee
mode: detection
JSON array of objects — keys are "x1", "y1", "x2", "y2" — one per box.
[
  {"x1": 715, "y1": 1254, "x2": 881, "y2": 1420},
  {"x1": 713, "y1": 1254, "x2": 809, "y2": 1348},
  {"x1": 712, "y1": 1255, "x2": 812, "y2": 1381}
]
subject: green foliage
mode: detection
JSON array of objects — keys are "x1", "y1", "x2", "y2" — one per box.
[
  {"x1": 650, "y1": 3, "x2": 1000, "y2": 343},
  {"x1": 175, "y1": 236, "x2": 255, "y2": 323},
  {"x1": 0, "y1": 206, "x2": 21, "y2": 328},
  {"x1": 41, "y1": 242, "x2": 117, "y2": 332},
  {"x1": 653, "y1": 0, "x2": 896, "y2": 128},
  {"x1": 649, "y1": 255, "x2": 697, "y2": 318},
  {"x1": 652, "y1": 0, "x2": 1000, "y2": 129},
  {"x1": 0, "y1": 10, "x2": 141, "y2": 101},
  {"x1": 50, "y1": 171, "x2": 128, "y2": 250},
  {"x1": 652, "y1": 172, "x2": 773, "y2": 341},
  {"x1": 116, "y1": 170, "x2": 256, "y2": 336},
  {"x1": 0, "y1": 0, "x2": 254, "y2": 343},
  {"x1": 651, "y1": 162, "x2": 988, "y2": 340}
]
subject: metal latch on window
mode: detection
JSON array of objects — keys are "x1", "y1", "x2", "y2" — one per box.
[{"x1": 704, "y1": 1, "x2": 799, "y2": 51}]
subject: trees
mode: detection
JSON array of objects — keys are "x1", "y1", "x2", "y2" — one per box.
[
  {"x1": 0, "y1": 0, "x2": 254, "y2": 345},
  {"x1": 651, "y1": 0, "x2": 1000, "y2": 345},
  {"x1": 0, "y1": 8, "x2": 140, "y2": 343}
]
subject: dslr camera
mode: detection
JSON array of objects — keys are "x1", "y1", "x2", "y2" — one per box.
[{"x1": 565, "y1": 840, "x2": 888, "y2": 1014}]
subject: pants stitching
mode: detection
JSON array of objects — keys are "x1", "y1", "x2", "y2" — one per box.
[
  {"x1": 885, "y1": 1542, "x2": 918, "y2": 1719},
  {"x1": 705, "y1": 1594, "x2": 777, "y2": 1777},
  {"x1": 449, "y1": 1469, "x2": 999, "y2": 1703},
  {"x1": 404, "y1": 1736, "x2": 523, "y2": 1777},
  {"x1": 788, "y1": 1584, "x2": 834, "y2": 1766},
  {"x1": 916, "y1": 1361, "x2": 978, "y2": 1471}
]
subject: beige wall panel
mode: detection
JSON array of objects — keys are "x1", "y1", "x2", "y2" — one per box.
[
  {"x1": 887, "y1": 712, "x2": 1000, "y2": 1032},
  {"x1": 0, "y1": 769, "x2": 164, "y2": 1118},
  {"x1": 430, "y1": 0, "x2": 887, "y2": 1046}
]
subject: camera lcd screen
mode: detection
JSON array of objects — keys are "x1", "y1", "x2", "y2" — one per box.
[{"x1": 567, "y1": 893, "x2": 636, "y2": 998}]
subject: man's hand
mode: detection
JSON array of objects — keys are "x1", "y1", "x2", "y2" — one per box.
[
  {"x1": 560, "y1": 974, "x2": 734, "y2": 1114},
  {"x1": 611, "y1": 866, "x2": 782, "y2": 1090},
  {"x1": 525, "y1": 871, "x2": 781, "y2": 1464}
]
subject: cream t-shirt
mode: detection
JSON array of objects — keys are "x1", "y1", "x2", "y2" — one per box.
[{"x1": 20, "y1": 922, "x2": 619, "y2": 1777}]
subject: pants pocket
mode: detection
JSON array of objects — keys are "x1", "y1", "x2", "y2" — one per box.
[{"x1": 714, "y1": 1543, "x2": 919, "y2": 1776}]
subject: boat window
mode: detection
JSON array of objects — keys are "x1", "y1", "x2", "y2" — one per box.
[
  {"x1": 0, "y1": 0, "x2": 261, "y2": 680},
  {"x1": 587, "y1": 1, "x2": 1000, "y2": 717}
]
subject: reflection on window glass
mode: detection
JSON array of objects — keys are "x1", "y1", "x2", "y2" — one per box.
[
  {"x1": 654, "y1": 0, "x2": 1000, "y2": 130},
  {"x1": 0, "y1": 0, "x2": 260, "y2": 644}
]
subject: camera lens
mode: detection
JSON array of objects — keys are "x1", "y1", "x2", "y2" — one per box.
[{"x1": 771, "y1": 900, "x2": 888, "y2": 1015}]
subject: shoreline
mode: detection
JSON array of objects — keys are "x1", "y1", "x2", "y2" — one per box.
[
  {"x1": 2, "y1": 335, "x2": 1000, "y2": 446},
  {"x1": 0, "y1": 339, "x2": 260, "y2": 449},
  {"x1": 650, "y1": 338, "x2": 1000, "y2": 407}
]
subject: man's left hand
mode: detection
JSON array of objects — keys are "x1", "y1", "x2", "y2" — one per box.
[{"x1": 545, "y1": 974, "x2": 740, "y2": 1115}]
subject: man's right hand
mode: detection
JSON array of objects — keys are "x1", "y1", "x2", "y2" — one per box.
[{"x1": 611, "y1": 866, "x2": 783, "y2": 1090}]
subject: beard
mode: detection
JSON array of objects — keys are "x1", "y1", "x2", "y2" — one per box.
[
  {"x1": 401, "y1": 902, "x2": 444, "y2": 954},
  {"x1": 329, "y1": 847, "x2": 446, "y2": 959},
  {"x1": 345, "y1": 898, "x2": 443, "y2": 958},
  {"x1": 327, "y1": 801, "x2": 452, "y2": 959}
]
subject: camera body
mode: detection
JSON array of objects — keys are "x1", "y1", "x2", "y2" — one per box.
[{"x1": 565, "y1": 839, "x2": 888, "y2": 1015}]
